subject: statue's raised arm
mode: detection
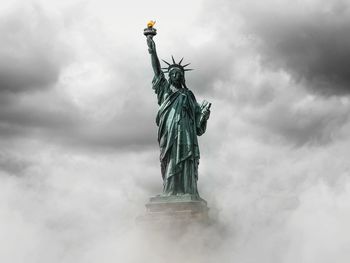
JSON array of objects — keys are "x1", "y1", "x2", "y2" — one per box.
[
  {"x1": 144, "y1": 21, "x2": 161, "y2": 77},
  {"x1": 147, "y1": 37, "x2": 161, "y2": 76}
]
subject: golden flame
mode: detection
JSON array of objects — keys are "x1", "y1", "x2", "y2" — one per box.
[{"x1": 147, "y1": 20, "x2": 156, "y2": 28}]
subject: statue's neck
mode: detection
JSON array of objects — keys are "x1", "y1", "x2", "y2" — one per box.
[{"x1": 170, "y1": 82, "x2": 183, "y2": 90}]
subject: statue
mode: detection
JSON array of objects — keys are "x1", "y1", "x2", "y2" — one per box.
[{"x1": 144, "y1": 21, "x2": 211, "y2": 199}]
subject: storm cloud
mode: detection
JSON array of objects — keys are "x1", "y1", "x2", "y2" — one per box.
[
  {"x1": 0, "y1": 2, "x2": 157, "y2": 151},
  {"x1": 0, "y1": 1, "x2": 350, "y2": 263},
  {"x1": 0, "y1": 4, "x2": 68, "y2": 93},
  {"x1": 237, "y1": 0, "x2": 350, "y2": 95}
]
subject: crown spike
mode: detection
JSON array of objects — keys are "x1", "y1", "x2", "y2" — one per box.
[
  {"x1": 184, "y1": 69, "x2": 194, "y2": 71},
  {"x1": 182, "y1": 63, "x2": 191, "y2": 67},
  {"x1": 179, "y1": 57, "x2": 184, "y2": 65},
  {"x1": 162, "y1": 59, "x2": 171, "y2": 66},
  {"x1": 171, "y1": 55, "x2": 176, "y2": 64}
]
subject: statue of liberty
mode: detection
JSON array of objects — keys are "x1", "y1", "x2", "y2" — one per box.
[{"x1": 144, "y1": 21, "x2": 211, "y2": 199}]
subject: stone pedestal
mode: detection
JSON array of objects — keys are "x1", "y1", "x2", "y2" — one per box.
[{"x1": 138, "y1": 194, "x2": 209, "y2": 227}]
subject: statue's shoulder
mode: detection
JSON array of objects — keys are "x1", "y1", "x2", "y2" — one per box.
[
  {"x1": 186, "y1": 89, "x2": 197, "y2": 102},
  {"x1": 152, "y1": 72, "x2": 169, "y2": 88}
]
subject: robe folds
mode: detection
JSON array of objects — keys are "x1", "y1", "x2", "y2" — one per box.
[{"x1": 152, "y1": 72, "x2": 207, "y2": 196}]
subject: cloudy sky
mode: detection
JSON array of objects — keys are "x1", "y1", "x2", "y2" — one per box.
[{"x1": 1, "y1": 0, "x2": 350, "y2": 262}]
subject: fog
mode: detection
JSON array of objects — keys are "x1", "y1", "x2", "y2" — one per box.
[{"x1": 0, "y1": 1, "x2": 349, "y2": 262}]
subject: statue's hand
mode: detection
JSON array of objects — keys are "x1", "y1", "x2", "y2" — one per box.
[
  {"x1": 147, "y1": 36, "x2": 156, "y2": 54},
  {"x1": 200, "y1": 100, "x2": 211, "y2": 121},
  {"x1": 202, "y1": 108, "x2": 211, "y2": 121}
]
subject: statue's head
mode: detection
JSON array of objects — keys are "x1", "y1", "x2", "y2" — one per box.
[
  {"x1": 162, "y1": 56, "x2": 193, "y2": 88},
  {"x1": 169, "y1": 67, "x2": 184, "y2": 87}
]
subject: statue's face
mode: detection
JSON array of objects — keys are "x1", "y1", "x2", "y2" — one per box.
[{"x1": 169, "y1": 68, "x2": 184, "y2": 86}]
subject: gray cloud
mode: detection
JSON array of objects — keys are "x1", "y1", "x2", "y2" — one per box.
[
  {"x1": 0, "y1": 4, "x2": 69, "y2": 93},
  {"x1": 194, "y1": 0, "x2": 350, "y2": 146},
  {"x1": 0, "y1": 3, "x2": 157, "y2": 152},
  {"x1": 0, "y1": 151, "x2": 31, "y2": 175},
  {"x1": 1, "y1": 0, "x2": 349, "y2": 151},
  {"x1": 237, "y1": 0, "x2": 350, "y2": 95},
  {"x1": 0, "y1": 89, "x2": 156, "y2": 152},
  {"x1": 252, "y1": 100, "x2": 350, "y2": 146},
  {"x1": 0, "y1": 1, "x2": 350, "y2": 263}
]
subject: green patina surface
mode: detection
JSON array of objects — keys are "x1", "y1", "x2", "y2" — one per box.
[{"x1": 145, "y1": 26, "x2": 211, "y2": 198}]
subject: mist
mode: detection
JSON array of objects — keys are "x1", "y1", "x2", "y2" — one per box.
[{"x1": 0, "y1": 1, "x2": 350, "y2": 262}]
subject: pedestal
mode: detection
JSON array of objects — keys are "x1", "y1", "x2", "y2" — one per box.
[{"x1": 138, "y1": 194, "x2": 210, "y2": 227}]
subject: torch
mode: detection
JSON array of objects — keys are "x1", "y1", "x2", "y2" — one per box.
[{"x1": 144, "y1": 20, "x2": 157, "y2": 39}]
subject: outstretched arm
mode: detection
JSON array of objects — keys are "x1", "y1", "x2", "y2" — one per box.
[{"x1": 147, "y1": 36, "x2": 161, "y2": 77}]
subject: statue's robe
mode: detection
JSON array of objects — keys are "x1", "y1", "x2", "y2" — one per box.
[{"x1": 152, "y1": 72, "x2": 207, "y2": 196}]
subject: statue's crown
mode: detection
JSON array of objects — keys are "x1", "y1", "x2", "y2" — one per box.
[{"x1": 161, "y1": 56, "x2": 193, "y2": 74}]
